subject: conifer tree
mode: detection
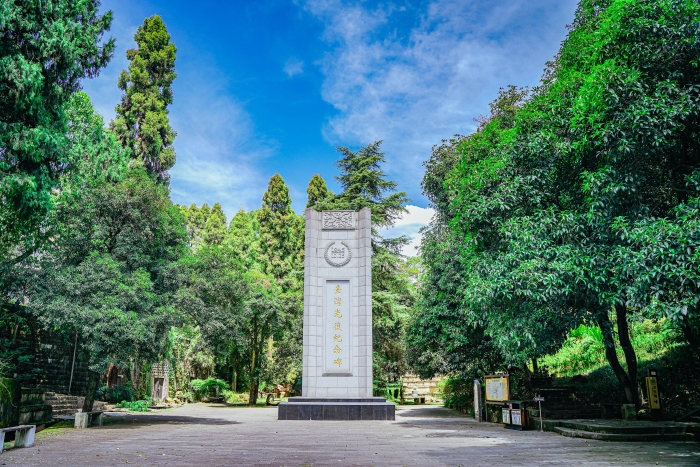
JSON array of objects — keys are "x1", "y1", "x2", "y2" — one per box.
[
  {"x1": 330, "y1": 141, "x2": 409, "y2": 230},
  {"x1": 227, "y1": 208, "x2": 261, "y2": 272},
  {"x1": 0, "y1": 0, "x2": 115, "y2": 263},
  {"x1": 112, "y1": 15, "x2": 177, "y2": 182},
  {"x1": 203, "y1": 203, "x2": 227, "y2": 246},
  {"x1": 257, "y1": 174, "x2": 304, "y2": 289},
  {"x1": 306, "y1": 174, "x2": 330, "y2": 208}
]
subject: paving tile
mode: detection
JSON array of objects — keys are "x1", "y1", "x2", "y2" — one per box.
[{"x1": 1, "y1": 405, "x2": 699, "y2": 466}]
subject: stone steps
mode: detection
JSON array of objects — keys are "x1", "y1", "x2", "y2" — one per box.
[
  {"x1": 545, "y1": 419, "x2": 700, "y2": 442},
  {"x1": 43, "y1": 392, "x2": 107, "y2": 417},
  {"x1": 554, "y1": 426, "x2": 696, "y2": 442}
]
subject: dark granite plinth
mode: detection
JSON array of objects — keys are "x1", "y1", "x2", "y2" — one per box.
[{"x1": 278, "y1": 397, "x2": 395, "y2": 421}]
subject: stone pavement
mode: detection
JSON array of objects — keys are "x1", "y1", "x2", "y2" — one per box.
[{"x1": 1, "y1": 404, "x2": 699, "y2": 466}]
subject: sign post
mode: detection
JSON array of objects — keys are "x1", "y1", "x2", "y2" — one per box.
[
  {"x1": 474, "y1": 379, "x2": 482, "y2": 422},
  {"x1": 646, "y1": 369, "x2": 662, "y2": 420},
  {"x1": 534, "y1": 396, "x2": 545, "y2": 432}
]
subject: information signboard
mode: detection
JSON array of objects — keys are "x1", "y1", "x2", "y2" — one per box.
[{"x1": 485, "y1": 375, "x2": 510, "y2": 402}]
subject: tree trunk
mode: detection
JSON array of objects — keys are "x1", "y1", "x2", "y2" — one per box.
[
  {"x1": 248, "y1": 345, "x2": 257, "y2": 406},
  {"x1": 598, "y1": 314, "x2": 637, "y2": 406},
  {"x1": 680, "y1": 315, "x2": 700, "y2": 349},
  {"x1": 532, "y1": 357, "x2": 539, "y2": 375},
  {"x1": 615, "y1": 304, "x2": 639, "y2": 407},
  {"x1": 82, "y1": 370, "x2": 101, "y2": 412}
]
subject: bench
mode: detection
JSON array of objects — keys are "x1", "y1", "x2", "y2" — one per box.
[
  {"x1": 0, "y1": 425, "x2": 35, "y2": 453},
  {"x1": 408, "y1": 397, "x2": 426, "y2": 405},
  {"x1": 75, "y1": 411, "x2": 104, "y2": 429}
]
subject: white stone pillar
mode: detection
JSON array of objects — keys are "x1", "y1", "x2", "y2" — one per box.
[{"x1": 301, "y1": 208, "x2": 373, "y2": 398}]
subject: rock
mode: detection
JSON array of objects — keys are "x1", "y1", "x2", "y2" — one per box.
[{"x1": 621, "y1": 404, "x2": 637, "y2": 421}]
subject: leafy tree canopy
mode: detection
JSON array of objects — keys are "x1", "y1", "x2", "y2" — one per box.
[{"x1": 418, "y1": 0, "x2": 700, "y2": 406}]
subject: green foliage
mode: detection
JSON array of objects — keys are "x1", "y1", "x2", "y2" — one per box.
[
  {"x1": 226, "y1": 208, "x2": 262, "y2": 272},
  {"x1": 413, "y1": 0, "x2": 700, "y2": 406},
  {"x1": 543, "y1": 320, "x2": 682, "y2": 377},
  {"x1": 112, "y1": 15, "x2": 177, "y2": 182},
  {"x1": 166, "y1": 325, "x2": 216, "y2": 396},
  {"x1": 115, "y1": 399, "x2": 150, "y2": 412},
  {"x1": 306, "y1": 174, "x2": 331, "y2": 208},
  {"x1": 0, "y1": 304, "x2": 44, "y2": 384},
  {"x1": 191, "y1": 377, "x2": 227, "y2": 400},
  {"x1": 258, "y1": 174, "x2": 304, "y2": 289},
  {"x1": 27, "y1": 170, "x2": 188, "y2": 372},
  {"x1": 0, "y1": 0, "x2": 115, "y2": 265},
  {"x1": 442, "y1": 376, "x2": 474, "y2": 412},
  {"x1": 96, "y1": 385, "x2": 135, "y2": 404},
  {"x1": 407, "y1": 135, "x2": 506, "y2": 382}
]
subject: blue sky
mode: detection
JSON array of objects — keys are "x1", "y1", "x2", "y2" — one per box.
[{"x1": 82, "y1": 0, "x2": 578, "y2": 254}]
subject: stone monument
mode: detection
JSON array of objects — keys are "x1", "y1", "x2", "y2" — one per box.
[{"x1": 278, "y1": 208, "x2": 395, "y2": 420}]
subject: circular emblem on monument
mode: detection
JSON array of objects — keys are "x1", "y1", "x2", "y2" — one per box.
[{"x1": 324, "y1": 241, "x2": 352, "y2": 267}]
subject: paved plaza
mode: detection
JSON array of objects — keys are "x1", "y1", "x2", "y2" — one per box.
[{"x1": 2, "y1": 405, "x2": 699, "y2": 466}]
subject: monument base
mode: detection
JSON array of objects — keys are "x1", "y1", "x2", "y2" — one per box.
[{"x1": 277, "y1": 397, "x2": 395, "y2": 421}]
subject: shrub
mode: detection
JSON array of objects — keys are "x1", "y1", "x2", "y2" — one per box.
[
  {"x1": 191, "y1": 378, "x2": 227, "y2": 400},
  {"x1": 222, "y1": 390, "x2": 243, "y2": 403},
  {"x1": 95, "y1": 385, "x2": 135, "y2": 404},
  {"x1": 115, "y1": 399, "x2": 150, "y2": 412}
]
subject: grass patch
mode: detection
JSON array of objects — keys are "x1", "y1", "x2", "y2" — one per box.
[{"x1": 542, "y1": 319, "x2": 681, "y2": 377}]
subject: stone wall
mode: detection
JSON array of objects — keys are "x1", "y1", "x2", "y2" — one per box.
[
  {"x1": 1, "y1": 312, "x2": 91, "y2": 396},
  {"x1": 19, "y1": 388, "x2": 52, "y2": 425},
  {"x1": 401, "y1": 374, "x2": 444, "y2": 402}
]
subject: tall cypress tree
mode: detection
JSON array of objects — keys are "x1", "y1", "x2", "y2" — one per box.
[
  {"x1": 112, "y1": 15, "x2": 177, "y2": 182},
  {"x1": 258, "y1": 174, "x2": 303, "y2": 289},
  {"x1": 306, "y1": 174, "x2": 330, "y2": 208}
]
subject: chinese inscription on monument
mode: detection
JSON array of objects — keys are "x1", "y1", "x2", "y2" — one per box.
[{"x1": 325, "y1": 280, "x2": 350, "y2": 374}]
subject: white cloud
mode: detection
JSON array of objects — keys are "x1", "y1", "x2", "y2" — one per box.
[
  {"x1": 299, "y1": 0, "x2": 578, "y2": 202},
  {"x1": 382, "y1": 205, "x2": 435, "y2": 257},
  {"x1": 283, "y1": 57, "x2": 305, "y2": 77},
  {"x1": 167, "y1": 63, "x2": 274, "y2": 220}
]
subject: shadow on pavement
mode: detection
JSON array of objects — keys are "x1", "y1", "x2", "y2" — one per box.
[{"x1": 102, "y1": 413, "x2": 241, "y2": 428}]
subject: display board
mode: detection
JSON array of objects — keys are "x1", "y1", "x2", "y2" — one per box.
[{"x1": 485, "y1": 375, "x2": 510, "y2": 402}]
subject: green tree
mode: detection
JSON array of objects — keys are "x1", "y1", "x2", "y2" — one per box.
[
  {"x1": 306, "y1": 174, "x2": 331, "y2": 208},
  {"x1": 177, "y1": 242, "x2": 247, "y2": 391},
  {"x1": 112, "y1": 15, "x2": 177, "y2": 182},
  {"x1": 257, "y1": 174, "x2": 304, "y2": 290},
  {"x1": 63, "y1": 92, "x2": 130, "y2": 187},
  {"x1": 226, "y1": 208, "x2": 262, "y2": 273},
  {"x1": 407, "y1": 136, "x2": 506, "y2": 383},
  {"x1": 319, "y1": 142, "x2": 409, "y2": 232},
  {"x1": 202, "y1": 203, "x2": 227, "y2": 246},
  {"x1": 432, "y1": 0, "x2": 700, "y2": 407},
  {"x1": 240, "y1": 277, "x2": 288, "y2": 405},
  {"x1": 28, "y1": 170, "x2": 188, "y2": 411},
  {"x1": 0, "y1": 0, "x2": 115, "y2": 265}
]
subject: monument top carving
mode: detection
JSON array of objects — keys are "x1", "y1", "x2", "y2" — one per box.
[{"x1": 322, "y1": 210, "x2": 356, "y2": 230}]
